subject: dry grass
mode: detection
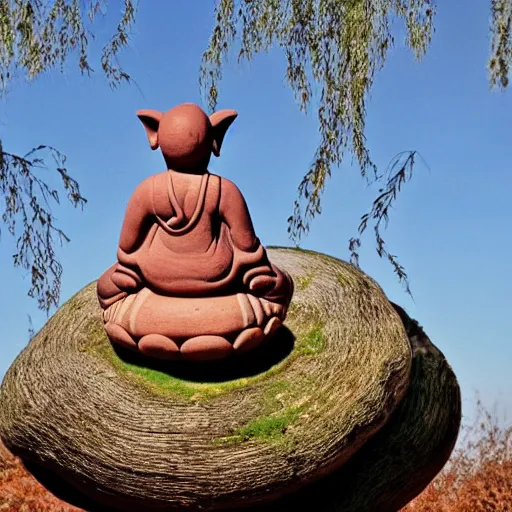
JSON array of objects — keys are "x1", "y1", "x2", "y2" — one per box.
[
  {"x1": 0, "y1": 440, "x2": 82, "y2": 511},
  {"x1": 402, "y1": 400, "x2": 512, "y2": 512}
]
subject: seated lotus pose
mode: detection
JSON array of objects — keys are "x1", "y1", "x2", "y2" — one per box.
[{"x1": 97, "y1": 103, "x2": 294, "y2": 361}]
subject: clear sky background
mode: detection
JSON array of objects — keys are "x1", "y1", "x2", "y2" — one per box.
[{"x1": 0, "y1": 1, "x2": 510, "y2": 427}]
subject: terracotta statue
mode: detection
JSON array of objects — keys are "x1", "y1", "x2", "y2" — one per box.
[{"x1": 97, "y1": 103, "x2": 294, "y2": 361}]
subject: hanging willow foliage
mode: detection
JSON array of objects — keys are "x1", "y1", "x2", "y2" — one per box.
[
  {"x1": 200, "y1": 0, "x2": 511, "y2": 294},
  {"x1": 0, "y1": 0, "x2": 136, "y2": 313},
  {"x1": 490, "y1": 0, "x2": 512, "y2": 88},
  {"x1": 1, "y1": 1, "x2": 510, "y2": 312}
]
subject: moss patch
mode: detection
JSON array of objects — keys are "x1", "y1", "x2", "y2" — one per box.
[
  {"x1": 86, "y1": 315, "x2": 315, "y2": 446},
  {"x1": 295, "y1": 324, "x2": 326, "y2": 356},
  {"x1": 286, "y1": 301, "x2": 323, "y2": 324},
  {"x1": 337, "y1": 271, "x2": 362, "y2": 288},
  {"x1": 232, "y1": 404, "x2": 306, "y2": 443},
  {"x1": 82, "y1": 294, "x2": 326, "y2": 404},
  {"x1": 84, "y1": 318, "x2": 298, "y2": 402},
  {"x1": 286, "y1": 302, "x2": 327, "y2": 357},
  {"x1": 295, "y1": 272, "x2": 314, "y2": 291},
  {"x1": 212, "y1": 387, "x2": 310, "y2": 447}
]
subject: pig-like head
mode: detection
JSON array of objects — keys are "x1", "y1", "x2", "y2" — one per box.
[{"x1": 136, "y1": 103, "x2": 237, "y2": 172}]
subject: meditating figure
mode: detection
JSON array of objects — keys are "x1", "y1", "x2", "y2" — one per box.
[{"x1": 97, "y1": 103, "x2": 294, "y2": 361}]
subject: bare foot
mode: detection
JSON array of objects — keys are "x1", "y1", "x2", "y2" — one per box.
[
  {"x1": 233, "y1": 327, "x2": 265, "y2": 353},
  {"x1": 104, "y1": 323, "x2": 138, "y2": 351},
  {"x1": 263, "y1": 317, "x2": 282, "y2": 339},
  {"x1": 180, "y1": 335, "x2": 233, "y2": 361},
  {"x1": 138, "y1": 334, "x2": 180, "y2": 360}
]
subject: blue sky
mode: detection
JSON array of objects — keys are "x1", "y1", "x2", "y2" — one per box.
[{"x1": 0, "y1": 1, "x2": 510, "y2": 426}]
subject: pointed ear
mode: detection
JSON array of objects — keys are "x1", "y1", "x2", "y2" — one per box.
[
  {"x1": 210, "y1": 109, "x2": 238, "y2": 157},
  {"x1": 136, "y1": 109, "x2": 163, "y2": 150}
]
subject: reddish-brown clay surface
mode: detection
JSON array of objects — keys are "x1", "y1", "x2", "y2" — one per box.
[{"x1": 97, "y1": 103, "x2": 293, "y2": 361}]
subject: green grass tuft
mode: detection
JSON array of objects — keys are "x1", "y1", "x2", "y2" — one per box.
[
  {"x1": 211, "y1": 375, "x2": 314, "y2": 447},
  {"x1": 235, "y1": 405, "x2": 305, "y2": 439},
  {"x1": 214, "y1": 404, "x2": 307, "y2": 445}
]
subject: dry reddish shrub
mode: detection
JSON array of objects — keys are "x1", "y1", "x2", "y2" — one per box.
[
  {"x1": 402, "y1": 400, "x2": 512, "y2": 512},
  {"x1": 0, "y1": 440, "x2": 82, "y2": 511}
]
